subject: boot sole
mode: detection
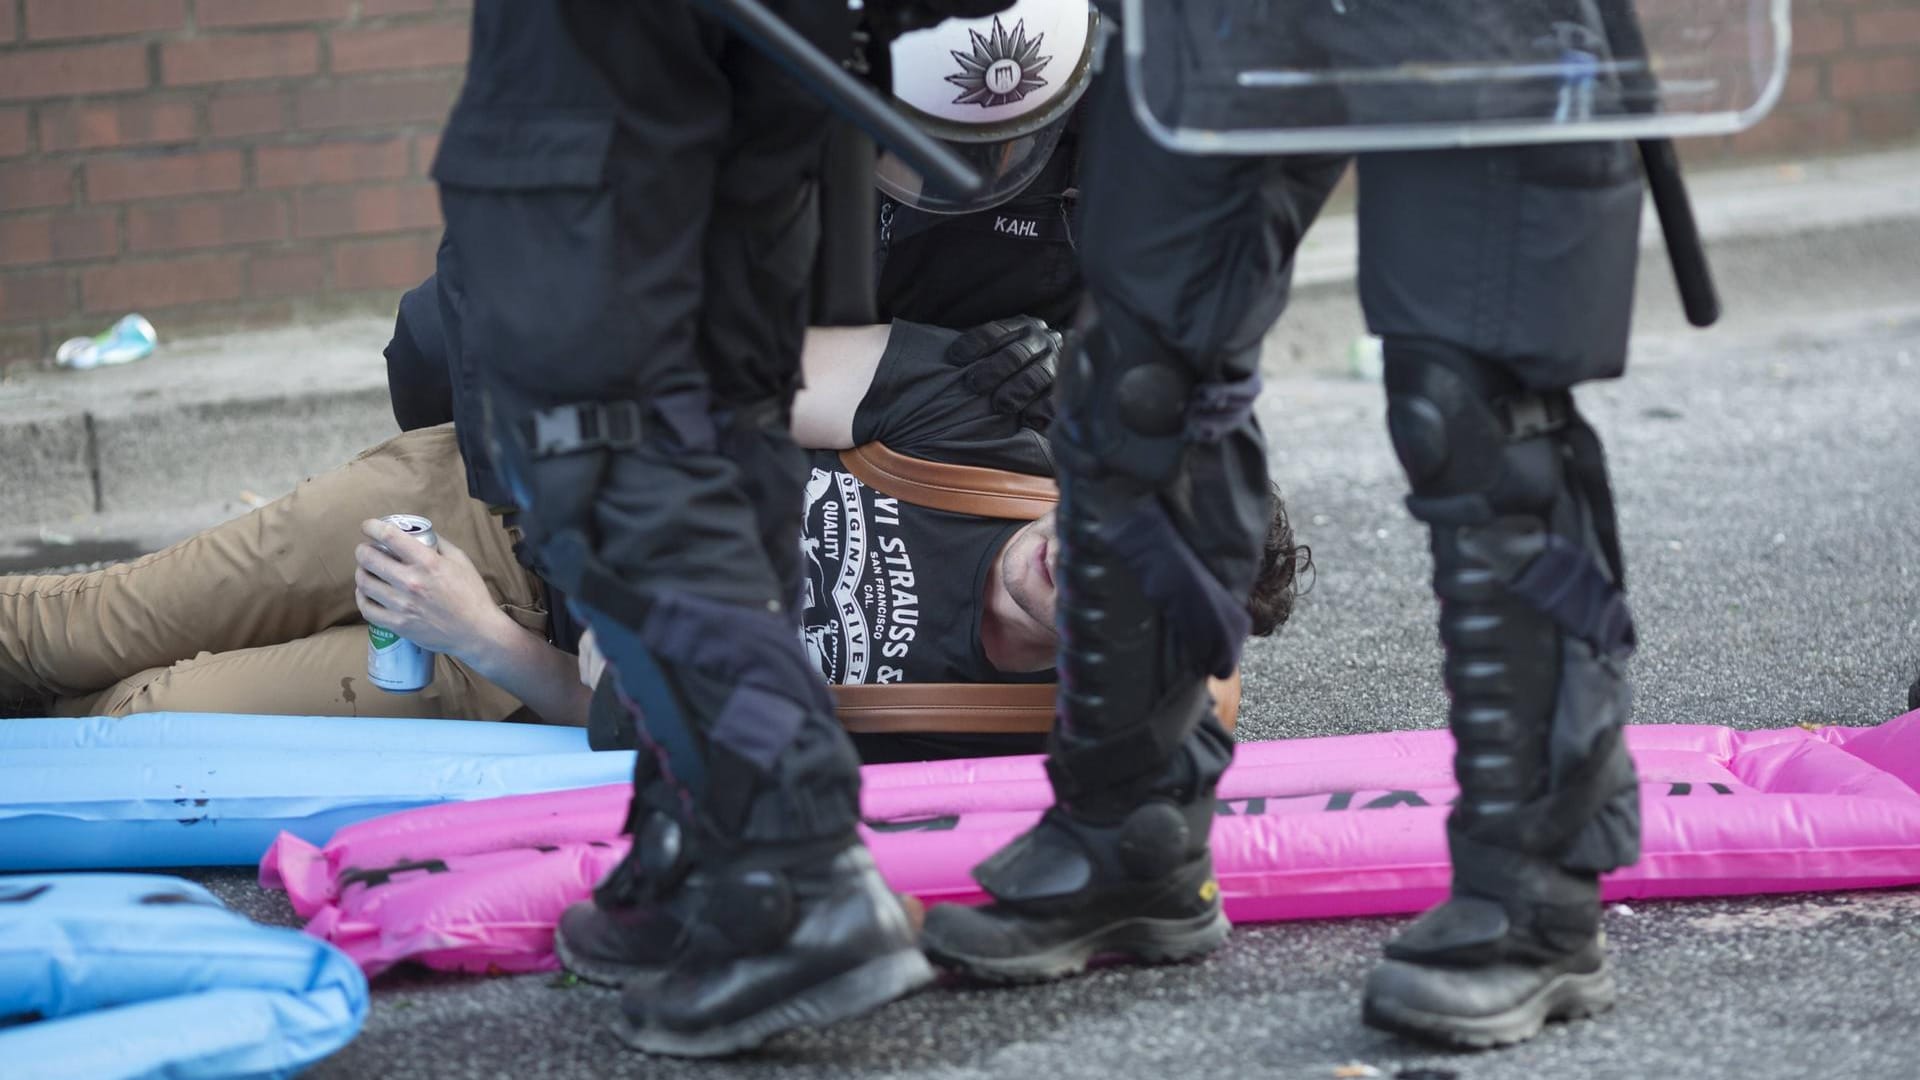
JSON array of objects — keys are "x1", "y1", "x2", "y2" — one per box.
[
  {"x1": 924, "y1": 907, "x2": 1231, "y2": 984},
  {"x1": 554, "y1": 890, "x2": 927, "y2": 989},
  {"x1": 612, "y1": 947, "x2": 935, "y2": 1058},
  {"x1": 553, "y1": 927, "x2": 650, "y2": 989},
  {"x1": 1360, "y1": 965, "x2": 1616, "y2": 1050}
]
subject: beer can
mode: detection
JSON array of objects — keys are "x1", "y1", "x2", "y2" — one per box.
[{"x1": 367, "y1": 514, "x2": 438, "y2": 693}]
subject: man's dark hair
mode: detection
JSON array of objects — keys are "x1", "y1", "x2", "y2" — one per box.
[{"x1": 1248, "y1": 484, "x2": 1311, "y2": 637}]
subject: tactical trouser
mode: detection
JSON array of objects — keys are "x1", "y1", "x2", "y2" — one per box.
[
  {"x1": 433, "y1": 0, "x2": 863, "y2": 882},
  {"x1": 925, "y1": 58, "x2": 1348, "y2": 959},
  {"x1": 1358, "y1": 144, "x2": 1644, "y2": 1039}
]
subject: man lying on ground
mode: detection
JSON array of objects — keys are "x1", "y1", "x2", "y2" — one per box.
[
  {"x1": 0, "y1": 296, "x2": 1306, "y2": 759},
  {"x1": 0, "y1": 309, "x2": 1017, "y2": 715}
]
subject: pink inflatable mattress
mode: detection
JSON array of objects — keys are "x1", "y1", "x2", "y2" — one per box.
[{"x1": 262, "y1": 712, "x2": 1920, "y2": 976}]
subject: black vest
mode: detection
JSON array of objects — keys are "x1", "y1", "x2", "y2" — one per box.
[{"x1": 875, "y1": 129, "x2": 1083, "y2": 330}]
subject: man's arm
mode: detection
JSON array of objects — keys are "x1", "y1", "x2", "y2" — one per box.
[
  {"x1": 791, "y1": 324, "x2": 893, "y2": 450},
  {"x1": 354, "y1": 518, "x2": 589, "y2": 726}
]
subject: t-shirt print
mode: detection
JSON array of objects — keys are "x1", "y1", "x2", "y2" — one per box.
[
  {"x1": 797, "y1": 319, "x2": 1054, "y2": 688},
  {"x1": 801, "y1": 469, "x2": 927, "y2": 686}
]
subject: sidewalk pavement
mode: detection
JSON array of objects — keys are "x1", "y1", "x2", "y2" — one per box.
[{"x1": 4, "y1": 146, "x2": 1918, "y2": 544}]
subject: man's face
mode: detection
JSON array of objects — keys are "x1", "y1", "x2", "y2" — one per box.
[{"x1": 996, "y1": 510, "x2": 1061, "y2": 634}]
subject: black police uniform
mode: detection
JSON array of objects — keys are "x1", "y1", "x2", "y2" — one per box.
[
  {"x1": 431, "y1": 0, "x2": 923, "y2": 1057},
  {"x1": 920, "y1": 5, "x2": 1645, "y2": 1049}
]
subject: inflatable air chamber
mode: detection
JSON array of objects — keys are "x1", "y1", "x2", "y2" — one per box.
[
  {"x1": 0, "y1": 873, "x2": 366, "y2": 1079},
  {"x1": 258, "y1": 713, "x2": 1920, "y2": 976}
]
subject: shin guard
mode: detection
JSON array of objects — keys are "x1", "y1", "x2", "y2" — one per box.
[
  {"x1": 1367, "y1": 338, "x2": 1640, "y2": 1040},
  {"x1": 941, "y1": 302, "x2": 1260, "y2": 961}
]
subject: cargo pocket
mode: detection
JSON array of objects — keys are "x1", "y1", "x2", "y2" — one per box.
[
  {"x1": 431, "y1": 109, "x2": 615, "y2": 192},
  {"x1": 430, "y1": 110, "x2": 624, "y2": 377},
  {"x1": 1506, "y1": 158, "x2": 1643, "y2": 385}
]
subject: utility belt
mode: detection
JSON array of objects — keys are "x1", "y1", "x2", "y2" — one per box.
[{"x1": 831, "y1": 442, "x2": 1242, "y2": 736}]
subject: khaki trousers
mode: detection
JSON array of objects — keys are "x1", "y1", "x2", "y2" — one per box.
[{"x1": 0, "y1": 425, "x2": 547, "y2": 720}]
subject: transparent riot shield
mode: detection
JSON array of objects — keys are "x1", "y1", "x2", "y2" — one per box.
[{"x1": 1121, "y1": 0, "x2": 1791, "y2": 153}]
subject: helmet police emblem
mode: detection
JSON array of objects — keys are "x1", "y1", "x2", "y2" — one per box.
[{"x1": 946, "y1": 17, "x2": 1051, "y2": 107}]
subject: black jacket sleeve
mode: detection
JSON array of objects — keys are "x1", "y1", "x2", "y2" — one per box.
[{"x1": 383, "y1": 273, "x2": 457, "y2": 432}]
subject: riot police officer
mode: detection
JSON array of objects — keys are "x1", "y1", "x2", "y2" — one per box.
[
  {"x1": 920, "y1": 1, "x2": 1645, "y2": 1050},
  {"x1": 432, "y1": 0, "x2": 1017, "y2": 1058}
]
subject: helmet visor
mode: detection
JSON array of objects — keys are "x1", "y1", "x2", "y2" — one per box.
[{"x1": 874, "y1": 111, "x2": 1069, "y2": 216}]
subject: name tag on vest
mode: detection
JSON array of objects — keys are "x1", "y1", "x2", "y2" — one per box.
[
  {"x1": 959, "y1": 211, "x2": 1070, "y2": 244},
  {"x1": 883, "y1": 200, "x2": 1074, "y2": 248}
]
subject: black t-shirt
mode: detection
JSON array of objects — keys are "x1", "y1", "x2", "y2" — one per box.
[{"x1": 798, "y1": 320, "x2": 1054, "y2": 690}]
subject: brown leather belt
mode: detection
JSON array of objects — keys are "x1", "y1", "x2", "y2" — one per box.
[
  {"x1": 829, "y1": 441, "x2": 1242, "y2": 735},
  {"x1": 832, "y1": 673, "x2": 1242, "y2": 735},
  {"x1": 839, "y1": 442, "x2": 1059, "y2": 520}
]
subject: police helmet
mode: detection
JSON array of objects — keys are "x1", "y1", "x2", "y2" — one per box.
[{"x1": 877, "y1": 0, "x2": 1097, "y2": 215}]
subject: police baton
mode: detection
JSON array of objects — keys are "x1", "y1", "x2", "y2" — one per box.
[
  {"x1": 1637, "y1": 137, "x2": 1717, "y2": 328},
  {"x1": 687, "y1": 0, "x2": 985, "y2": 201},
  {"x1": 811, "y1": 121, "x2": 880, "y2": 325},
  {"x1": 1597, "y1": 1, "x2": 1720, "y2": 328}
]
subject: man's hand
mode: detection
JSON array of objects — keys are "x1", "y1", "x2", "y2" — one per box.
[
  {"x1": 353, "y1": 519, "x2": 515, "y2": 663},
  {"x1": 949, "y1": 315, "x2": 1060, "y2": 427}
]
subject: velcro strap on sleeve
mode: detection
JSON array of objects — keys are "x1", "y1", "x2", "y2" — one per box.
[
  {"x1": 1508, "y1": 535, "x2": 1637, "y2": 658},
  {"x1": 1100, "y1": 498, "x2": 1251, "y2": 680},
  {"x1": 1499, "y1": 390, "x2": 1571, "y2": 440}
]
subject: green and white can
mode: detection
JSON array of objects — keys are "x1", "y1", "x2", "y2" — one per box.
[{"x1": 367, "y1": 514, "x2": 437, "y2": 693}]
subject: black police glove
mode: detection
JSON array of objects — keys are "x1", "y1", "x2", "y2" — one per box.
[{"x1": 947, "y1": 315, "x2": 1061, "y2": 427}]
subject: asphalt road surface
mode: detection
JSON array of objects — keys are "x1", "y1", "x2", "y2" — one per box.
[{"x1": 180, "y1": 304, "x2": 1918, "y2": 1078}]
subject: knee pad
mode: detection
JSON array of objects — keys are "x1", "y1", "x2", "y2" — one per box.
[
  {"x1": 1060, "y1": 299, "x2": 1270, "y2": 631},
  {"x1": 582, "y1": 586, "x2": 858, "y2": 844},
  {"x1": 1060, "y1": 301, "x2": 1264, "y2": 489},
  {"x1": 1381, "y1": 336, "x2": 1629, "y2": 596},
  {"x1": 1382, "y1": 338, "x2": 1566, "y2": 523}
]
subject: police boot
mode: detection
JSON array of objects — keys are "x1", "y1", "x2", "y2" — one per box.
[
  {"x1": 615, "y1": 838, "x2": 930, "y2": 1057},
  {"x1": 557, "y1": 828, "x2": 928, "y2": 994},
  {"x1": 553, "y1": 670, "x2": 694, "y2": 987},
  {"x1": 556, "y1": 766, "x2": 931, "y2": 1014},
  {"x1": 551, "y1": 603, "x2": 927, "y2": 1057},
  {"x1": 1360, "y1": 341, "x2": 1642, "y2": 1049},
  {"x1": 559, "y1": 797, "x2": 931, "y2": 1055},
  {"x1": 918, "y1": 724, "x2": 1233, "y2": 982},
  {"x1": 923, "y1": 310, "x2": 1267, "y2": 981}
]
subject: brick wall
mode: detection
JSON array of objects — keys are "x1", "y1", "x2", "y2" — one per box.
[
  {"x1": 1681, "y1": 0, "x2": 1920, "y2": 162},
  {"x1": 0, "y1": 0, "x2": 466, "y2": 364},
  {"x1": 2, "y1": 1, "x2": 1918, "y2": 365}
]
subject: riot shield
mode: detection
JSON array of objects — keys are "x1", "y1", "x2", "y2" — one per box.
[{"x1": 1122, "y1": 0, "x2": 1790, "y2": 153}]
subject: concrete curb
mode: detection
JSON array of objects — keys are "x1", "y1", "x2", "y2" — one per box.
[
  {"x1": 0, "y1": 318, "x2": 397, "y2": 524},
  {"x1": 4, "y1": 148, "x2": 1918, "y2": 534}
]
